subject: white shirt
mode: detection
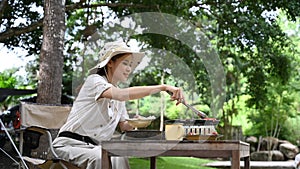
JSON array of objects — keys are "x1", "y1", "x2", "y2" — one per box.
[
  {"x1": 58, "y1": 74, "x2": 129, "y2": 143},
  {"x1": 295, "y1": 153, "x2": 300, "y2": 169}
]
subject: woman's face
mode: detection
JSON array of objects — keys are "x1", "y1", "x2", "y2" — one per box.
[{"x1": 109, "y1": 53, "x2": 133, "y2": 83}]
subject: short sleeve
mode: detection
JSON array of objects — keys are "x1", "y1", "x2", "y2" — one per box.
[{"x1": 84, "y1": 74, "x2": 112, "y2": 101}]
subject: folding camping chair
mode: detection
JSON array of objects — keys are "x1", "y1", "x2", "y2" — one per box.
[{"x1": 19, "y1": 101, "x2": 79, "y2": 169}]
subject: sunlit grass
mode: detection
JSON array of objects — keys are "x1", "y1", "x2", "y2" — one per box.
[{"x1": 129, "y1": 157, "x2": 217, "y2": 169}]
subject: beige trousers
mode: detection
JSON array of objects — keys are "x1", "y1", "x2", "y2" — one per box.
[{"x1": 53, "y1": 137, "x2": 130, "y2": 169}]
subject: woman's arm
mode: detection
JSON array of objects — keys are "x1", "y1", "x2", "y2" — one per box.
[{"x1": 101, "y1": 84, "x2": 184, "y2": 104}]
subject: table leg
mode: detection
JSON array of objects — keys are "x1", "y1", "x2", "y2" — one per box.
[
  {"x1": 102, "y1": 149, "x2": 111, "y2": 169},
  {"x1": 231, "y1": 150, "x2": 240, "y2": 169},
  {"x1": 244, "y1": 156, "x2": 250, "y2": 169},
  {"x1": 150, "y1": 157, "x2": 156, "y2": 169}
]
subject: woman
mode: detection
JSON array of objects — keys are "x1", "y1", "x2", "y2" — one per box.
[
  {"x1": 52, "y1": 41, "x2": 185, "y2": 169},
  {"x1": 295, "y1": 153, "x2": 300, "y2": 169}
]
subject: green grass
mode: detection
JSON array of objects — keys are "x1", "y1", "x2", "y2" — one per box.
[{"x1": 129, "y1": 157, "x2": 217, "y2": 169}]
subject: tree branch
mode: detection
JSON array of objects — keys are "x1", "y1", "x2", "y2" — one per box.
[
  {"x1": 0, "y1": 20, "x2": 43, "y2": 42},
  {"x1": 0, "y1": 0, "x2": 8, "y2": 24},
  {"x1": 66, "y1": 2, "x2": 156, "y2": 11},
  {"x1": 0, "y1": 2, "x2": 156, "y2": 42}
]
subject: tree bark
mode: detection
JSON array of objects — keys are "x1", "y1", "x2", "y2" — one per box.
[{"x1": 37, "y1": 0, "x2": 65, "y2": 104}]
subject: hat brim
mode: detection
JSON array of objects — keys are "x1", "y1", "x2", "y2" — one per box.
[{"x1": 89, "y1": 50, "x2": 145, "y2": 72}]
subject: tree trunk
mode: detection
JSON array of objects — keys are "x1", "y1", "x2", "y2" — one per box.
[{"x1": 37, "y1": 0, "x2": 65, "y2": 104}]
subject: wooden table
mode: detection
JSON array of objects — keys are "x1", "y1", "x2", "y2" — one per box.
[{"x1": 101, "y1": 140, "x2": 250, "y2": 169}]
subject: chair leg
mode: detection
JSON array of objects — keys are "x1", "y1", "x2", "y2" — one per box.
[
  {"x1": 58, "y1": 161, "x2": 68, "y2": 169},
  {"x1": 49, "y1": 163, "x2": 56, "y2": 169},
  {"x1": 48, "y1": 161, "x2": 69, "y2": 169},
  {"x1": 0, "y1": 119, "x2": 29, "y2": 169}
]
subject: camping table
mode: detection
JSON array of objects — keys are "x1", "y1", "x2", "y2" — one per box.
[{"x1": 101, "y1": 140, "x2": 250, "y2": 169}]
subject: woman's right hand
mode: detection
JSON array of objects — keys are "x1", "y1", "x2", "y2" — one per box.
[{"x1": 165, "y1": 85, "x2": 185, "y2": 105}]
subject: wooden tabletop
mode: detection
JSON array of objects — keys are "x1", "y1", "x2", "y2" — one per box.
[{"x1": 101, "y1": 140, "x2": 250, "y2": 169}]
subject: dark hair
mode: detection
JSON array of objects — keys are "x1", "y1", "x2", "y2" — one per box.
[
  {"x1": 96, "y1": 67, "x2": 106, "y2": 76},
  {"x1": 96, "y1": 53, "x2": 129, "y2": 76}
]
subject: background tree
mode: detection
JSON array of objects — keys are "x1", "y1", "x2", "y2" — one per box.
[
  {"x1": 0, "y1": 68, "x2": 35, "y2": 111},
  {"x1": 36, "y1": 0, "x2": 65, "y2": 104},
  {"x1": 0, "y1": 69, "x2": 20, "y2": 111}
]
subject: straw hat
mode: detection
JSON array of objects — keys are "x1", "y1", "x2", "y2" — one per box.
[{"x1": 90, "y1": 41, "x2": 144, "y2": 71}]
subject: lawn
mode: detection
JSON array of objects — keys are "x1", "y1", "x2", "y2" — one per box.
[{"x1": 129, "y1": 157, "x2": 217, "y2": 169}]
